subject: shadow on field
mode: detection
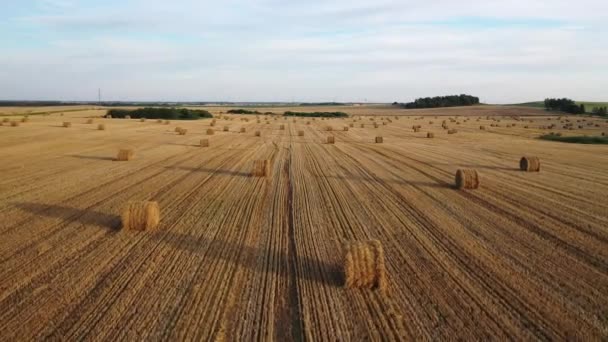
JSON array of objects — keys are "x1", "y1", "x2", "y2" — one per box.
[
  {"x1": 321, "y1": 174, "x2": 451, "y2": 189},
  {"x1": 164, "y1": 166, "x2": 250, "y2": 177},
  {"x1": 68, "y1": 154, "x2": 115, "y2": 161},
  {"x1": 15, "y1": 202, "x2": 121, "y2": 230},
  {"x1": 153, "y1": 232, "x2": 343, "y2": 287}
]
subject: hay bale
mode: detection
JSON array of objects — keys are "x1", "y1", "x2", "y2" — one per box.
[
  {"x1": 427, "y1": 132, "x2": 434, "y2": 138},
  {"x1": 255, "y1": 131, "x2": 261, "y2": 137},
  {"x1": 117, "y1": 149, "x2": 134, "y2": 161},
  {"x1": 200, "y1": 139, "x2": 209, "y2": 147},
  {"x1": 343, "y1": 126, "x2": 349, "y2": 131},
  {"x1": 178, "y1": 128, "x2": 187, "y2": 135},
  {"x1": 298, "y1": 130, "x2": 304, "y2": 136},
  {"x1": 326, "y1": 126, "x2": 333, "y2": 131},
  {"x1": 252, "y1": 160, "x2": 270, "y2": 177},
  {"x1": 306, "y1": 121, "x2": 311, "y2": 125},
  {"x1": 360, "y1": 124, "x2": 365, "y2": 128},
  {"x1": 343, "y1": 240, "x2": 386, "y2": 291},
  {"x1": 349, "y1": 123, "x2": 354, "y2": 127},
  {"x1": 448, "y1": 129, "x2": 458, "y2": 134},
  {"x1": 62, "y1": 122, "x2": 72, "y2": 128},
  {"x1": 140, "y1": 118, "x2": 146, "y2": 122},
  {"x1": 121, "y1": 201, "x2": 160, "y2": 231},
  {"x1": 413, "y1": 127, "x2": 420, "y2": 132},
  {"x1": 2, "y1": 118, "x2": 9, "y2": 123},
  {"x1": 175, "y1": 127, "x2": 182, "y2": 132},
  {"x1": 327, "y1": 136, "x2": 335, "y2": 144},
  {"x1": 375, "y1": 136, "x2": 383, "y2": 143},
  {"x1": 240, "y1": 127, "x2": 246, "y2": 133},
  {"x1": 455, "y1": 169, "x2": 480, "y2": 189},
  {"x1": 21, "y1": 116, "x2": 29, "y2": 123},
  {"x1": 86, "y1": 119, "x2": 94, "y2": 124},
  {"x1": 97, "y1": 124, "x2": 106, "y2": 130},
  {"x1": 280, "y1": 125, "x2": 285, "y2": 130},
  {"x1": 520, "y1": 156, "x2": 540, "y2": 172},
  {"x1": 164, "y1": 120, "x2": 170, "y2": 125},
  {"x1": 10, "y1": 121, "x2": 19, "y2": 127},
  {"x1": 206, "y1": 129, "x2": 214, "y2": 135},
  {"x1": 223, "y1": 126, "x2": 230, "y2": 132}
]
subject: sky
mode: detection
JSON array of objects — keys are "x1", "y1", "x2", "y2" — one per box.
[{"x1": 1, "y1": 0, "x2": 607, "y2": 103}]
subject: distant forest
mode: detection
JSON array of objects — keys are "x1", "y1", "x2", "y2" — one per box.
[
  {"x1": 107, "y1": 107, "x2": 213, "y2": 120},
  {"x1": 394, "y1": 94, "x2": 480, "y2": 109}
]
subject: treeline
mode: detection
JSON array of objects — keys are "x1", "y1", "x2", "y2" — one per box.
[
  {"x1": 107, "y1": 107, "x2": 213, "y2": 120},
  {"x1": 592, "y1": 106, "x2": 607, "y2": 116},
  {"x1": 394, "y1": 94, "x2": 480, "y2": 109},
  {"x1": 283, "y1": 111, "x2": 349, "y2": 118},
  {"x1": 544, "y1": 98, "x2": 585, "y2": 114},
  {"x1": 299, "y1": 102, "x2": 344, "y2": 106},
  {"x1": 227, "y1": 109, "x2": 261, "y2": 114}
]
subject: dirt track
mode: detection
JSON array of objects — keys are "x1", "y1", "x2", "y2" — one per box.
[{"x1": 1, "y1": 106, "x2": 607, "y2": 340}]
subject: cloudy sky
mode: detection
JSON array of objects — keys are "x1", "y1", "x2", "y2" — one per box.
[{"x1": 1, "y1": 0, "x2": 607, "y2": 103}]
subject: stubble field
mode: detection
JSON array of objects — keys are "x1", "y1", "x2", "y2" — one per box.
[{"x1": 1, "y1": 105, "x2": 607, "y2": 340}]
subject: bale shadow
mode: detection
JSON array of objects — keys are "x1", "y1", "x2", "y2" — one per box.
[
  {"x1": 15, "y1": 202, "x2": 121, "y2": 230},
  {"x1": 164, "y1": 166, "x2": 250, "y2": 177},
  {"x1": 153, "y1": 232, "x2": 343, "y2": 287},
  {"x1": 68, "y1": 154, "x2": 115, "y2": 161},
  {"x1": 322, "y1": 174, "x2": 451, "y2": 189}
]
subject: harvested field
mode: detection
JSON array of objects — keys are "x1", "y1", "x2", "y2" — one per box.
[{"x1": 0, "y1": 105, "x2": 607, "y2": 340}]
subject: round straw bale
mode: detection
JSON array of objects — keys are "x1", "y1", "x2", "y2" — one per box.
[
  {"x1": 375, "y1": 136, "x2": 383, "y2": 143},
  {"x1": 240, "y1": 127, "x2": 246, "y2": 133},
  {"x1": 86, "y1": 118, "x2": 94, "y2": 124},
  {"x1": 164, "y1": 120, "x2": 170, "y2": 125},
  {"x1": 206, "y1": 129, "x2": 214, "y2": 135},
  {"x1": 178, "y1": 128, "x2": 187, "y2": 135},
  {"x1": 343, "y1": 126, "x2": 349, "y2": 131},
  {"x1": 10, "y1": 121, "x2": 20, "y2": 127},
  {"x1": 455, "y1": 169, "x2": 480, "y2": 189},
  {"x1": 97, "y1": 124, "x2": 106, "y2": 130},
  {"x1": 175, "y1": 127, "x2": 182, "y2": 132},
  {"x1": 326, "y1": 126, "x2": 333, "y2": 131},
  {"x1": 520, "y1": 156, "x2": 540, "y2": 172},
  {"x1": 200, "y1": 139, "x2": 209, "y2": 147},
  {"x1": 140, "y1": 118, "x2": 146, "y2": 122},
  {"x1": 117, "y1": 149, "x2": 134, "y2": 161},
  {"x1": 280, "y1": 125, "x2": 285, "y2": 130},
  {"x1": 121, "y1": 201, "x2": 160, "y2": 231},
  {"x1": 63, "y1": 122, "x2": 72, "y2": 128},
  {"x1": 448, "y1": 129, "x2": 458, "y2": 134},
  {"x1": 21, "y1": 116, "x2": 29, "y2": 123},
  {"x1": 427, "y1": 132, "x2": 434, "y2": 138},
  {"x1": 255, "y1": 131, "x2": 261, "y2": 137},
  {"x1": 252, "y1": 160, "x2": 270, "y2": 177},
  {"x1": 298, "y1": 130, "x2": 304, "y2": 136},
  {"x1": 223, "y1": 126, "x2": 230, "y2": 131},
  {"x1": 343, "y1": 240, "x2": 386, "y2": 291},
  {"x1": 327, "y1": 136, "x2": 335, "y2": 144},
  {"x1": 2, "y1": 118, "x2": 9, "y2": 123}
]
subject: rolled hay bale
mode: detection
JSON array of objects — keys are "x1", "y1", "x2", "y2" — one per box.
[
  {"x1": 121, "y1": 201, "x2": 160, "y2": 231},
  {"x1": 306, "y1": 121, "x2": 311, "y2": 125},
  {"x1": 174, "y1": 127, "x2": 182, "y2": 132},
  {"x1": 117, "y1": 149, "x2": 134, "y2": 161},
  {"x1": 427, "y1": 132, "x2": 434, "y2": 138},
  {"x1": 140, "y1": 118, "x2": 146, "y2": 122},
  {"x1": 178, "y1": 128, "x2": 188, "y2": 135},
  {"x1": 2, "y1": 118, "x2": 9, "y2": 123},
  {"x1": 164, "y1": 120, "x2": 170, "y2": 125},
  {"x1": 448, "y1": 129, "x2": 458, "y2": 134},
  {"x1": 602, "y1": 132, "x2": 606, "y2": 136},
  {"x1": 86, "y1": 118, "x2": 94, "y2": 124},
  {"x1": 255, "y1": 131, "x2": 261, "y2": 137},
  {"x1": 10, "y1": 121, "x2": 20, "y2": 127},
  {"x1": 200, "y1": 139, "x2": 209, "y2": 147},
  {"x1": 206, "y1": 129, "x2": 215, "y2": 135},
  {"x1": 349, "y1": 123, "x2": 354, "y2": 127},
  {"x1": 520, "y1": 156, "x2": 541, "y2": 172},
  {"x1": 373, "y1": 123, "x2": 379, "y2": 128},
  {"x1": 375, "y1": 136, "x2": 383, "y2": 143},
  {"x1": 252, "y1": 160, "x2": 270, "y2": 177},
  {"x1": 326, "y1": 126, "x2": 333, "y2": 131},
  {"x1": 327, "y1": 136, "x2": 335, "y2": 144},
  {"x1": 21, "y1": 116, "x2": 29, "y2": 123},
  {"x1": 298, "y1": 130, "x2": 304, "y2": 136},
  {"x1": 360, "y1": 124, "x2": 365, "y2": 128},
  {"x1": 455, "y1": 169, "x2": 480, "y2": 190},
  {"x1": 63, "y1": 122, "x2": 72, "y2": 128},
  {"x1": 480, "y1": 125, "x2": 486, "y2": 130},
  {"x1": 343, "y1": 240, "x2": 386, "y2": 291},
  {"x1": 240, "y1": 127, "x2": 246, "y2": 133},
  {"x1": 223, "y1": 126, "x2": 230, "y2": 132},
  {"x1": 280, "y1": 125, "x2": 285, "y2": 130},
  {"x1": 97, "y1": 124, "x2": 106, "y2": 130},
  {"x1": 344, "y1": 126, "x2": 349, "y2": 131},
  {"x1": 413, "y1": 127, "x2": 420, "y2": 132}
]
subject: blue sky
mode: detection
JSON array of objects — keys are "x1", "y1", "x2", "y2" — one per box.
[{"x1": 1, "y1": 0, "x2": 607, "y2": 103}]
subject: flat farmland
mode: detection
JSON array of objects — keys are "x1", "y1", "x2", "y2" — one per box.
[{"x1": 1, "y1": 106, "x2": 607, "y2": 340}]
